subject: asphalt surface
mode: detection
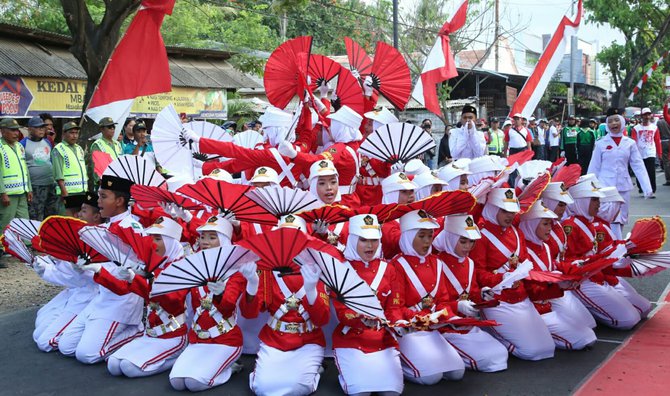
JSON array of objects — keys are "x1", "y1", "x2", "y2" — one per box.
[{"x1": 2, "y1": 171, "x2": 669, "y2": 396}]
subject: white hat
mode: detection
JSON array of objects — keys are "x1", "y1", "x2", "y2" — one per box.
[
  {"x1": 204, "y1": 168, "x2": 234, "y2": 183},
  {"x1": 599, "y1": 186, "x2": 624, "y2": 203},
  {"x1": 399, "y1": 209, "x2": 440, "y2": 232},
  {"x1": 487, "y1": 187, "x2": 521, "y2": 213},
  {"x1": 513, "y1": 113, "x2": 523, "y2": 118},
  {"x1": 577, "y1": 173, "x2": 602, "y2": 188},
  {"x1": 404, "y1": 158, "x2": 429, "y2": 176},
  {"x1": 634, "y1": 110, "x2": 641, "y2": 116},
  {"x1": 413, "y1": 171, "x2": 447, "y2": 191},
  {"x1": 250, "y1": 166, "x2": 279, "y2": 185},
  {"x1": 445, "y1": 214, "x2": 481, "y2": 240},
  {"x1": 641, "y1": 107, "x2": 652, "y2": 115},
  {"x1": 381, "y1": 172, "x2": 417, "y2": 194},
  {"x1": 502, "y1": 119, "x2": 512, "y2": 127},
  {"x1": 521, "y1": 201, "x2": 558, "y2": 221},
  {"x1": 196, "y1": 214, "x2": 234, "y2": 240},
  {"x1": 568, "y1": 179, "x2": 605, "y2": 199},
  {"x1": 308, "y1": 159, "x2": 338, "y2": 182},
  {"x1": 349, "y1": 214, "x2": 382, "y2": 239},
  {"x1": 437, "y1": 162, "x2": 471, "y2": 183},
  {"x1": 363, "y1": 107, "x2": 398, "y2": 125},
  {"x1": 259, "y1": 106, "x2": 293, "y2": 128},
  {"x1": 145, "y1": 216, "x2": 182, "y2": 241},
  {"x1": 468, "y1": 156, "x2": 505, "y2": 174},
  {"x1": 541, "y1": 182, "x2": 574, "y2": 204},
  {"x1": 275, "y1": 214, "x2": 307, "y2": 232},
  {"x1": 328, "y1": 105, "x2": 363, "y2": 130},
  {"x1": 529, "y1": 116, "x2": 536, "y2": 122}
]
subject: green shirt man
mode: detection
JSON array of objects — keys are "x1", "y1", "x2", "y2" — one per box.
[{"x1": 88, "y1": 116, "x2": 122, "y2": 190}]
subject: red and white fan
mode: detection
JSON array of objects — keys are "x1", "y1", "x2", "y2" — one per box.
[
  {"x1": 103, "y1": 155, "x2": 166, "y2": 188},
  {"x1": 359, "y1": 122, "x2": 436, "y2": 164},
  {"x1": 517, "y1": 172, "x2": 551, "y2": 214},
  {"x1": 369, "y1": 42, "x2": 412, "y2": 110},
  {"x1": 1, "y1": 230, "x2": 33, "y2": 264},
  {"x1": 332, "y1": 65, "x2": 365, "y2": 116},
  {"x1": 296, "y1": 204, "x2": 354, "y2": 225},
  {"x1": 149, "y1": 104, "x2": 195, "y2": 180},
  {"x1": 7, "y1": 218, "x2": 41, "y2": 242},
  {"x1": 183, "y1": 120, "x2": 233, "y2": 161},
  {"x1": 245, "y1": 185, "x2": 321, "y2": 219},
  {"x1": 408, "y1": 190, "x2": 477, "y2": 218},
  {"x1": 37, "y1": 216, "x2": 106, "y2": 264},
  {"x1": 552, "y1": 163, "x2": 582, "y2": 189},
  {"x1": 626, "y1": 216, "x2": 666, "y2": 254},
  {"x1": 79, "y1": 226, "x2": 143, "y2": 269},
  {"x1": 308, "y1": 54, "x2": 340, "y2": 93},
  {"x1": 130, "y1": 184, "x2": 206, "y2": 211},
  {"x1": 344, "y1": 37, "x2": 373, "y2": 82},
  {"x1": 350, "y1": 203, "x2": 413, "y2": 223},
  {"x1": 150, "y1": 246, "x2": 259, "y2": 297}
]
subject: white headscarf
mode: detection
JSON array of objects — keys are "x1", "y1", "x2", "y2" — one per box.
[
  {"x1": 446, "y1": 175, "x2": 463, "y2": 191},
  {"x1": 567, "y1": 196, "x2": 593, "y2": 220},
  {"x1": 432, "y1": 229, "x2": 466, "y2": 262},
  {"x1": 482, "y1": 202, "x2": 501, "y2": 226},
  {"x1": 343, "y1": 234, "x2": 381, "y2": 265},
  {"x1": 382, "y1": 190, "x2": 400, "y2": 204},
  {"x1": 162, "y1": 235, "x2": 185, "y2": 263},
  {"x1": 309, "y1": 175, "x2": 341, "y2": 204},
  {"x1": 330, "y1": 119, "x2": 362, "y2": 144},
  {"x1": 414, "y1": 185, "x2": 434, "y2": 201},
  {"x1": 372, "y1": 120, "x2": 384, "y2": 132},
  {"x1": 264, "y1": 126, "x2": 293, "y2": 147},
  {"x1": 543, "y1": 197, "x2": 559, "y2": 212},
  {"x1": 217, "y1": 232, "x2": 232, "y2": 247},
  {"x1": 399, "y1": 228, "x2": 432, "y2": 263},
  {"x1": 469, "y1": 171, "x2": 495, "y2": 186},
  {"x1": 598, "y1": 201, "x2": 622, "y2": 223},
  {"x1": 605, "y1": 115, "x2": 626, "y2": 138},
  {"x1": 519, "y1": 217, "x2": 544, "y2": 246}
]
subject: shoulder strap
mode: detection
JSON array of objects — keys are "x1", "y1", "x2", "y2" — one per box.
[
  {"x1": 527, "y1": 245, "x2": 551, "y2": 271},
  {"x1": 572, "y1": 217, "x2": 595, "y2": 241},
  {"x1": 269, "y1": 148, "x2": 297, "y2": 187},
  {"x1": 441, "y1": 258, "x2": 473, "y2": 295},
  {"x1": 369, "y1": 261, "x2": 388, "y2": 292},
  {"x1": 481, "y1": 228, "x2": 513, "y2": 258},
  {"x1": 272, "y1": 271, "x2": 306, "y2": 299},
  {"x1": 396, "y1": 256, "x2": 428, "y2": 297},
  {"x1": 549, "y1": 229, "x2": 565, "y2": 252}
]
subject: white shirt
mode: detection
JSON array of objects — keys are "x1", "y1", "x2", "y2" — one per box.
[
  {"x1": 632, "y1": 124, "x2": 659, "y2": 159},
  {"x1": 536, "y1": 127, "x2": 546, "y2": 145},
  {"x1": 588, "y1": 134, "x2": 651, "y2": 194},
  {"x1": 448, "y1": 124, "x2": 487, "y2": 160},
  {"x1": 548, "y1": 125, "x2": 560, "y2": 146},
  {"x1": 508, "y1": 127, "x2": 529, "y2": 149}
]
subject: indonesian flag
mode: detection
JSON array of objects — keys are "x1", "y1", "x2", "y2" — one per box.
[
  {"x1": 510, "y1": 0, "x2": 583, "y2": 118},
  {"x1": 85, "y1": 0, "x2": 175, "y2": 138},
  {"x1": 411, "y1": 0, "x2": 468, "y2": 116}
]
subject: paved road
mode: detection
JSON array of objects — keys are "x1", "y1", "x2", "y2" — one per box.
[{"x1": 2, "y1": 171, "x2": 669, "y2": 396}]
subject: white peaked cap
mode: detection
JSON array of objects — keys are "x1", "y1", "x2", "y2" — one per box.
[
  {"x1": 328, "y1": 105, "x2": 363, "y2": 130},
  {"x1": 599, "y1": 186, "x2": 625, "y2": 203},
  {"x1": 445, "y1": 214, "x2": 481, "y2": 240},
  {"x1": 404, "y1": 158, "x2": 430, "y2": 176},
  {"x1": 196, "y1": 214, "x2": 234, "y2": 240},
  {"x1": 363, "y1": 107, "x2": 398, "y2": 125},
  {"x1": 468, "y1": 156, "x2": 505, "y2": 174},
  {"x1": 503, "y1": 119, "x2": 512, "y2": 127},
  {"x1": 413, "y1": 171, "x2": 447, "y2": 190},
  {"x1": 308, "y1": 159, "x2": 338, "y2": 182},
  {"x1": 641, "y1": 107, "x2": 652, "y2": 114},
  {"x1": 577, "y1": 173, "x2": 602, "y2": 188},
  {"x1": 381, "y1": 172, "x2": 417, "y2": 194},
  {"x1": 541, "y1": 182, "x2": 574, "y2": 204},
  {"x1": 259, "y1": 106, "x2": 293, "y2": 127},
  {"x1": 399, "y1": 209, "x2": 440, "y2": 232},
  {"x1": 250, "y1": 166, "x2": 279, "y2": 185},
  {"x1": 487, "y1": 187, "x2": 521, "y2": 213},
  {"x1": 569, "y1": 179, "x2": 605, "y2": 199},
  {"x1": 204, "y1": 168, "x2": 234, "y2": 183},
  {"x1": 145, "y1": 216, "x2": 182, "y2": 241},
  {"x1": 513, "y1": 113, "x2": 523, "y2": 118},
  {"x1": 349, "y1": 214, "x2": 382, "y2": 239},
  {"x1": 275, "y1": 214, "x2": 307, "y2": 232},
  {"x1": 438, "y1": 162, "x2": 471, "y2": 183},
  {"x1": 521, "y1": 201, "x2": 558, "y2": 221}
]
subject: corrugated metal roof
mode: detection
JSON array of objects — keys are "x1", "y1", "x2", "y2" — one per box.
[{"x1": 0, "y1": 35, "x2": 260, "y2": 89}]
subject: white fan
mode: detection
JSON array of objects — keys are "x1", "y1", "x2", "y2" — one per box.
[
  {"x1": 233, "y1": 130, "x2": 265, "y2": 150},
  {"x1": 293, "y1": 248, "x2": 386, "y2": 319},
  {"x1": 517, "y1": 160, "x2": 552, "y2": 185},
  {"x1": 103, "y1": 155, "x2": 166, "y2": 188},
  {"x1": 151, "y1": 104, "x2": 196, "y2": 180},
  {"x1": 360, "y1": 122, "x2": 436, "y2": 164},
  {"x1": 151, "y1": 246, "x2": 259, "y2": 297},
  {"x1": 79, "y1": 226, "x2": 142, "y2": 269},
  {"x1": 629, "y1": 252, "x2": 670, "y2": 277},
  {"x1": 2, "y1": 230, "x2": 33, "y2": 264},
  {"x1": 183, "y1": 120, "x2": 233, "y2": 161},
  {"x1": 7, "y1": 218, "x2": 41, "y2": 241},
  {"x1": 245, "y1": 186, "x2": 321, "y2": 218}
]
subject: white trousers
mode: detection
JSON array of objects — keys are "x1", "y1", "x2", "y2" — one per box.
[
  {"x1": 615, "y1": 190, "x2": 630, "y2": 227},
  {"x1": 550, "y1": 291, "x2": 597, "y2": 329},
  {"x1": 34, "y1": 311, "x2": 78, "y2": 352},
  {"x1": 574, "y1": 280, "x2": 641, "y2": 330},
  {"x1": 250, "y1": 342, "x2": 324, "y2": 396},
  {"x1": 34, "y1": 290, "x2": 72, "y2": 341},
  {"x1": 333, "y1": 347, "x2": 403, "y2": 395},
  {"x1": 107, "y1": 334, "x2": 187, "y2": 377},
  {"x1": 442, "y1": 327, "x2": 509, "y2": 372},
  {"x1": 397, "y1": 330, "x2": 465, "y2": 384},
  {"x1": 237, "y1": 308, "x2": 268, "y2": 355},
  {"x1": 481, "y1": 299, "x2": 555, "y2": 361},
  {"x1": 614, "y1": 278, "x2": 652, "y2": 318},
  {"x1": 541, "y1": 311, "x2": 597, "y2": 350},
  {"x1": 170, "y1": 343, "x2": 242, "y2": 391}
]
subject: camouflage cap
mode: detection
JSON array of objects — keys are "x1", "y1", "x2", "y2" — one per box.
[
  {"x1": 0, "y1": 118, "x2": 21, "y2": 129},
  {"x1": 63, "y1": 121, "x2": 81, "y2": 132},
  {"x1": 98, "y1": 117, "x2": 117, "y2": 127}
]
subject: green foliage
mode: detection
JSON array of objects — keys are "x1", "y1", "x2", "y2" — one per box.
[
  {"x1": 0, "y1": 0, "x2": 106, "y2": 33},
  {"x1": 538, "y1": 80, "x2": 568, "y2": 119}
]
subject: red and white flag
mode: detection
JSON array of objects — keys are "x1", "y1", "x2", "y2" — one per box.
[
  {"x1": 411, "y1": 0, "x2": 468, "y2": 116},
  {"x1": 628, "y1": 50, "x2": 669, "y2": 101},
  {"x1": 510, "y1": 0, "x2": 583, "y2": 118},
  {"x1": 85, "y1": 0, "x2": 175, "y2": 137}
]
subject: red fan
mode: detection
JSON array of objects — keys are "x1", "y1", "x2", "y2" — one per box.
[
  {"x1": 177, "y1": 178, "x2": 277, "y2": 226},
  {"x1": 518, "y1": 172, "x2": 551, "y2": 214},
  {"x1": 527, "y1": 270, "x2": 581, "y2": 283},
  {"x1": 408, "y1": 190, "x2": 476, "y2": 218},
  {"x1": 369, "y1": 42, "x2": 411, "y2": 110},
  {"x1": 296, "y1": 205, "x2": 354, "y2": 225},
  {"x1": 432, "y1": 317, "x2": 500, "y2": 329},
  {"x1": 505, "y1": 149, "x2": 535, "y2": 167},
  {"x1": 334, "y1": 66, "x2": 365, "y2": 115},
  {"x1": 351, "y1": 203, "x2": 413, "y2": 223},
  {"x1": 344, "y1": 37, "x2": 373, "y2": 81},
  {"x1": 110, "y1": 223, "x2": 166, "y2": 273},
  {"x1": 308, "y1": 54, "x2": 340, "y2": 92},
  {"x1": 568, "y1": 257, "x2": 618, "y2": 280},
  {"x1": 93, "y1": 150, "x2": 114, "y2": 177},
  {"x1": 626, "y1": 217, "x2": 667, "y2": 254},
  {"x1": 1, "y1": 231, "x2": 33, "y2": 264},
  {"x1": 38, "y1": 216, "x2": 106, "y2": 264},
  {"x1": 552, "y1": 163, "x2": 582, "y2": 189},
  {"x1": 237, "y1": 228, "x2": 312, "y2": 273},
  {"x1": 550, "y1": 157, "x2": 567, "y2": 175},
  {"x1": 131, "y1": 184, "x2": 206, "y2": 211},
  {"x1": 264, "y1": 36, "x2": 313, "y2": 109}
]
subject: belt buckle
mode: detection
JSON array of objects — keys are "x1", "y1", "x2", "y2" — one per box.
[
  {"x1": 146, "y1": 328, "x2": 156, "y2": 337},
  {"x1": 216, "y1": 322, "x2": 227, "y2": 335},
  {"x1": 421, "y1": 295, "x2": 434, "y2": 310},
  {"x1": 284, "y1": 322, "x2": 300, "y2": 333},
  {"x1": 200, "y1": 297, "x2": 213, "y2": 311},
  {"x1": 197, "y1": 330, "x2": 210, "y2": 340}
]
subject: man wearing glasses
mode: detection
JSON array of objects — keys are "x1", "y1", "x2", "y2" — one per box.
[{"x1": 88, "y1": 117, "x2": 122, "y2": 189}]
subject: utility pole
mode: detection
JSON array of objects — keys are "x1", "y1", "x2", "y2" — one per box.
[
  {"x1": 495, "y1": 0, "x2": 499, "y2": 72},
  {"x1": 393, "y1": 0, "x2": 399, "y2": 49},
  {"x1": 569, "y1": 0, "x2": 576, "y2": 116}
]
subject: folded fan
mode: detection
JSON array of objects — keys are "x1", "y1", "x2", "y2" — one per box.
[
  {"x1": 1, "y1": 230, "x2": 33, "y2": 264},
  {"x1": 527, "y1": 270, "x2": 581, "y2": 283},
  {"x1": 7, "y1": 218, "x2": 41, "y2": 241},
  {"x1": 296, "y1": 204, "x2": 354, "y2": 225},
  {"x1": 351, "y1": 203, "x2": 413, "y2": 223},
  {"x1": 360, "y1": 122, "x2": 436, "y2": 164},
  {"x1": 294, "y1": 247, "x2": 385, "y2": 319},
  {"x1": 428, "y1": 317, "x2": 500, "y2": 330},
  {"x1": 38, "y1": 216, "x2": 106, "y2": 264},
  {"x1": 408, "y1": 190, "x2": 477, "y2": 218},
  {"x1": 245, "y1": 185, "x2": 320, "y2": 218},
  {"x1": 625, "y1": 217, "x2": 666, "y2": 254},
  {"x1": 130, "y1": 184, "x2": 206, "y2": 211},
  {"x1": 491, "y1": 260, "x2": 533, "y2": 294},
  {"x1": 103, "y1": 155, "x2": 166, "y2": 188},
  {"x1": 150, "y1": 246, "x2": 259, "y2": 297}
]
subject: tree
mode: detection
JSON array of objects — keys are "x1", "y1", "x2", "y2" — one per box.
[{"x1": 585, "y1": 0, "x2": 670, "y2": 108}]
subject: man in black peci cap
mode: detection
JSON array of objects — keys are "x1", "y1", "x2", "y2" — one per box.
[{"x1": 448, "y1": 104, "x2": 487, "y2": 160}]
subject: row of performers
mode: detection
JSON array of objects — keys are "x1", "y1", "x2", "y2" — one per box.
[{"x1": 8, "y1": 153, "x2": 662, "y2": 396}]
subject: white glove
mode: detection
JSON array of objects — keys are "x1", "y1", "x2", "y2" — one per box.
[
  {"x1": 318, "y1": 81, "x2": 330, "y2": 99},
  {"x1": 240, "y1": 262, "x2": 259, "y2": 295},
  {"x1": 222, "y1": 211, "x2": 237, "y2": 221},
  {"x1": 502, "y1": 271, "x2": 514, "y2": 280},
  {"x1": 560, "y1": 151, "x2": 565, "y2": 158},
  {"x1": 361, "y1": 317, "x2": 381, "y2": 330},
  {"x1": 301, "y1": 264, "x2": 322, "y2": 305},
  {"x1": 313, "y1": 220, "x2": 329, "y2": 235},
  {"x1": 465, "y1": 120, "x2": 476, "y2": 132},
  {"x1": 392, "y1": 319, "x2": 410, "y2": 335},
  {"x1": 32, "y1": 257, "x2": 46, "y2": 275},
  {"x1": 174, "y1": 206, "x2": 193, "y2": 222},
  {"x1": 193, "y1": 159, "x2": 204, "y2": 170},
  {"x1": 558, "y1": 280, "x2": 577, "y2": 290},
  {"x1": 277, "y1": 141, "x2": 297, "y2": 159},
  {"x1": 81, "y1": 263, "x2": 102, "y2": 273},
  {"x1": 480, "y1": 286, "x2": 495, "y2": 301},
  {"x1": 331, "y1": 84, "x2": 338, "y2": 101},
  {"x1": 363, "y1": 75, "x2": 374, "y2": 97},
  {"x1": 118, "y1": 266, "x2": 135, "y2": 283},
  {"x1": 612, "y1": 256, "x2": 632, "y2": 269},
  {"x1": 457, "y1": 300, "x2": 479, "y2": 317},
  {"x1": 183, "y1": 128, "x2": 200, "y2": 143},
  {"x1": 391, "y1": 161, "x2": 404, "y2": 174},
  {"x1": 314, "y1": 97, "x2": 327, "y2": 112},
  {"x1": 207, "y1": 280, "x2": 226, "y2": 296},
  {"x1": 158, "y1": 202, "x2": 178, "y2": 218}
]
